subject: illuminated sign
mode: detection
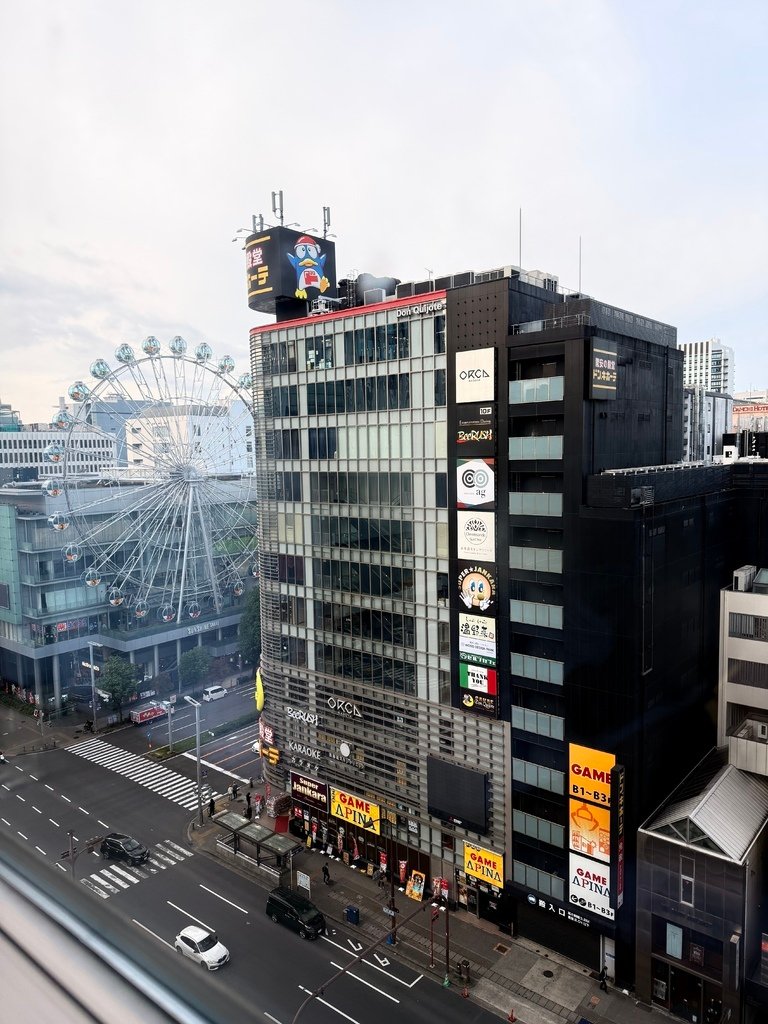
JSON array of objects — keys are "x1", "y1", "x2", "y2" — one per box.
[
  {"x1": 458, "y1": 612, "x2": 496, "y2": 667},
  {"x1": 330, "y1": 788, "x2": 381, "y2": 834},
  {"x1": 457, "y1": 510, "x2": 496, "y2": 561},
  {"x1": 246, "y1": 226, "x2": 337, "y2": 314},
  {"x1": 589, "y1": 340, "x2": 618, "y2": 399},
  {"x1": 456, "y1": 458, "x2": 495, "y2": 509},
  {"x1": 455, "y1": 349, "x2": 495, "y2": 403},
  {"x1": 569, "y1": 744, "x2": 615, "y2": 807},
  {"x1": 464, "y1": 842, "x2": 503, "y2": 888},
  {"x1": 459, "y1": 663, "x2": 498, "y2": 695},
  {"x1": 395, "y1": 300, "x2": 444, "y2": 318},
  {"x1": 457, "y1": 562, "x2": 497, "y2": 615},
  {"x1": 459, "y1": 689, "x2": 498, "y2": 719},
  {"x1": 569, "y1": 852, "x2": 614, "y2": 920},
  {"x1": 290, "y1": 771, "x2": 328, "y2": 811},
  {"x1": 569, "y1": 800, "x2": 610, "y2": 863}
]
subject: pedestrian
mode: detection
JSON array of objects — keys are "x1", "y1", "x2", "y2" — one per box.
[
  {"x1": 598, "y1": 965, "x2": 608, "y2": 992},
  {"x1": 246, "y1": 790, "x2": 251, "y2": 808},
  {"x1": 227, "y1": 784, "x2": 234, "y2": 802},
  {"x1": 208, "y1": 796, "x2": 215, "y2": 818},
  {"x1": 245, "y1": 803, "x2": 253, "y2": 820},
  {"x1": 232, "y1": 782, "x2": 239, "y2": 800},
  {"x1": 249, "y1": 776, "x2": 254, "y2": 790},
  {"x1": 322, "y1": 862, "x2": 331, "y2": 885}
]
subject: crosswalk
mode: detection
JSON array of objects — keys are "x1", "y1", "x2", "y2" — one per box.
[
  {"x1": 80, "y1": 839, "x2": 192, "y2": 899},
  {"x1": 67, "y1": 737, "x2": 221, "y2": 810}
]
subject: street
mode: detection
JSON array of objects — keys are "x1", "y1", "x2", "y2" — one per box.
[{"x1": 0, "y1": 745, "x2": 498, "y2": 1024}]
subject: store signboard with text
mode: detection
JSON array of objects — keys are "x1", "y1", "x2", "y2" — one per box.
[
  {"x1": 455, "y1": 349, "x2": 495, "y2": 403},
  {"x1": 330, "y1": 787, "x2": 381, "y2": 835}
]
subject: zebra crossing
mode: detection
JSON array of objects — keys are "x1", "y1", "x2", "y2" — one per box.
[
  {"x1": 67, "y1": 737, "x2": 221, "y2": 810},
  {"x1": 80, "y1": 839, "x2": 192, "y2": 900}
]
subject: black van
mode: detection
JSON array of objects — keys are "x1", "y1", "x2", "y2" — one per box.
[{"x1": 266, "y1": 887, "x2": 326, "y2": 939}]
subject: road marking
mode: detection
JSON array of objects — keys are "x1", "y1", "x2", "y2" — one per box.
[
  {"x1": 29, "y1": 774, "x2": 38, "y2": 781},
  {"x1": 61, "y1": 795, "x2": 71, "y2": 803},
  {"x1": 97, "y1": 820, "x2": 109, "y2": 829},
  {"x1": 17, "y1": 832, "x2": 28, "y2": 840},
  {"x1": 45, "y1": 784, "x2": 54, "y2": 791},
  {"x1": 101, "y1": 869, "x2": 129, "y2": 889},
  {"x1": 165, "y1": 840, "x2": 193, "y2": 858},
  {"x1": 78, "y1": 806, "x2": 90, "y2": 815},
  {"x1": 298, "y1": 986, "x2": 361, "y2": 1024},
  {"x1": 199, "y1": 884, "x2": 248, "y2": 914},
  {"x1": 1, "y1": 818, "x2": 10, "y2": 826},
  {"x1": 56, "y1": 863, "x2": 67, "y2": 872},
  {"x1": 15, "y1": 794, "x2": 25, "y2": 802},
  {"x1": 14, "y1": 765, "x2": 23, "y2": 773},
  {"x1": 33, "y1": 806, "x2": 42, "y2": 814},
  {"x1": 1, "y1": 784, "x2": 9, "y2": 791},
  {"x1": 320, "y1": 936, "x2": 423, "y2": 988},
  {"x1": 329, "y1": 962, "x2": 399, "y2": 1003},
  {"x1": 347, "y1": 939, "x2": 363, "y2": 953},
  {"x1": 110, "y1": 864, "x2": 140, "y2": 884},
  {"x1": 133, "y1": 918, "x2": 176, "y2": 949},
  {"x1": 373, "y1": 954, "x2": 390, "y2": 966},
  {"x1": 35, "y1": 847, "x2": 47, "y2": 856},
  {"x1": 80, "y1": 878, "x2": 109, "y2": 900},
  {"x1": 167, "y1": 901, "x2": 212, "y2": 932},
  {"x1": 264, "y1": 1014, "x2": 284, "y2": 1024},
  {"x1": 49, "y1": 819, "x2": 59, "y2": 827},
  {"x1": 89, "y1": 874, "x2": 119, "y2": 894}
]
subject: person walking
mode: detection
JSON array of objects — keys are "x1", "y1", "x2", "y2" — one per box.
[
  {"x1": 322, "y1": 862, "x2": 331, "y2": 885},
  {"x1": 232, "y1": 782, "x2": 239, "y2": 801},
  {"x1": 598, "y1": 965, "x2": 608, "y2": 992},
  {"x1": 245, "y1": 790, "x2": 251, "y2": 808},
  {"x1": 208, "y1": 796, "x2": 216, "y2": 819}
]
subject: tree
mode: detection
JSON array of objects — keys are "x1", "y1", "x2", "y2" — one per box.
[
  {"x1": 178, "y1": 648, "x2": 211, "y2": 691},
  {"x1": 99, "y1": 656, "x2": 138, "y2": 722},
  {"x1": 238, "y1": 586, "x2": 261, "y2": 667}
]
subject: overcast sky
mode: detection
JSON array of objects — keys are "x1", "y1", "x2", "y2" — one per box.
[{"x1": 1, "y1": 0, "x2": 766, "y2": 424}]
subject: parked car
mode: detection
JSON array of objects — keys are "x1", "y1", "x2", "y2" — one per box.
[
  {"x1": 202, "y1": 685, "x2": 226, "y2": 702},
  {"x1": 99, "y1": 833, "x2": 150, "y2": 865},
  {"x1": 266, "y1": 887, "x2": 326, "y2": 939},
  {"x1": 174, "y1": 925, "x2": 229, "y2": 969}
]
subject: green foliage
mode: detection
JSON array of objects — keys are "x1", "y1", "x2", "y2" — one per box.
[
  {"x1": 238, "y1": 586, "x2": 261, "y2": 667},
  {"x1": 100, "y1": 656, "x2": 138, "y2": 721},
  {"x1": 178, "y1": 647, "x2": 212, "y2": 690}
]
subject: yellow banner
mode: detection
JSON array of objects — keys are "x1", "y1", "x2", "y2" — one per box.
[
  {"x1": 330, "y1": 788, "x2": 381, "y2": 834},
  {"x1": 464, "y1": 842, "x2": 503, "y2": 887},
  {"x1": 568, "y1": 744, "x2": 615, "y2": 808}
]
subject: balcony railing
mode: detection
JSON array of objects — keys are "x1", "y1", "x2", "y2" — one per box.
[
  {"x1": 510, "y1": 546, "x2": 562, "y2": 574},
  {"x1": 509, "y1": 376, "x2": 564, "y2": 404},
  {"x1": 512, "y1": 705, "x2": 565, "y2": 740},
  {"x1": 509, "y1": 435, "x2": 563, "y2": 461},
  {"x1": 513, "y1": 810, "x2": 565, "y2": 849},
  {"x1": 510, "y1": 599, "x2": 563, "y2": 630},
  {"x1": 509, "y1": 492, "x2": 563, "y2": 517},
  {"x1": 512, "y1": 757, "x2": 565, "y2": 794},
  {"x1": 511, "y1": 652, "x2": 564, "y2": 685}
]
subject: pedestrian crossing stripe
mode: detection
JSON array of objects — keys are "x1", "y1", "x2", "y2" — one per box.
[
  {"x1": 67, "y1": 738, "x2": 223, "y2": 810},
  {"x1": 81, "y1": 840, "x2": 192, "y2": 898}
]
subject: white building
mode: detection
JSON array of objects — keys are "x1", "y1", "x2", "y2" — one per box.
[
  {"x1": 682, "y1": 388, "x2": 733, "y2": 461},
  {"x1": 679, "y1": 337, "x2": 735, "y2": 394},
  {"x1": 0, "y1": 413, "x2": 116, "y2": 482},
  {"x1": 717, "y1": 564, "x2": 768, "y2": 774}
]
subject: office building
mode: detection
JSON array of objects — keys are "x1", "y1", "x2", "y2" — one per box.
[
  {"x1": 680, "y1": 338, "x2": 735, "y2": 395},
  {"x1": 682, "y1": 388, "x2": 733, "y2": 462}
]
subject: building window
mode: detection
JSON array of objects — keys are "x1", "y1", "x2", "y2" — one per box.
[
  {"x1": 436, "y1": 474, "x2": 447, "y2": 508},
  {"x1": 680, "y1": 855, "x2": 695, "y2": 906},
  {"x1": 729, "y1": 613, "x2": 768, "y2": 642},
  {"x1": 435, "y1": 368, "x2": 446, "y2": 406}
]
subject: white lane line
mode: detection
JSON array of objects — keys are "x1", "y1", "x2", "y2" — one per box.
[
  {"x1": 1, "y1": 818, "x2": 10, "y2": 826},
  {"x1": 264, "y1": 1014, "x2": 283, "y2": 1024},
  {"x1": 97, "y1": 820, "x2": 109, "y2": 829},
  {"x1": 297, "y1": 986, "x2": 361, "y2": 1024},
  {"x1": 198, "y1": 884, "x2": 248, "y2": 914},
  {"x1": 33, "y1": 806, "x2": 42, "y2": 814},
  {"x1": 15, "y1": 795, "x2": 25, "y2": 802},
  {"x1": 14, "y1": 765, "x2": 23, "y2": 773},
  {"x1": 78, "y1": 806, "x2": 90, "y2": 815},
  {"x1": 29, "y1": 774, "x2": 38, "y2": 781},
  {"x1": 166, "y1": 901, "x2": 212, "y2": 931},
  {"x1": 320, "y1": 936, "x2": 423, "y2": 989},
  {"x1": 1, "y1": 784, "x2": 9, "y2": 791},
  {"x1": 61, "y1": 795, "x2": 71, "y2": 803},
  {"x1": 17, "y1": 831, "x2": 28, "y2": 840},
  {"x1": 133, "y1": 919, "x2": 175, "y2": 949},
  {"x1": 329, "y1": 962, "x2": 399, "y2": 1003},
  {"x1": 45, "y1": 784, "x2": 54, "y2": 791},
  {"x1": 49, "y1": 819, "x2": 60, "y2": 828},
  {"x1": 56, "y1": 862, "x2": 67, "y2": 872},
  {"x1": 35, "y1": 846, "x2": 47, "y2": 856}
]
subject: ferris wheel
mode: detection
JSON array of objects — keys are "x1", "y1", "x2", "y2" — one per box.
[{"x1": 44, "y1": 336, "x2": 258, "y2": 624}]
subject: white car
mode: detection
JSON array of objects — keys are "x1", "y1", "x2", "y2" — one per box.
[
  {"x1": 174, "y1": 925, "x2": 230, "y2": 970},
  {"x1": 202, "y1": 685, "x2": 227, "y2": 702}
]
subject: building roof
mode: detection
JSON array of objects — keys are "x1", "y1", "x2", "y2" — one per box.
[{"x1": 645, "y1": 753, "x2": 768, "y2": 862}]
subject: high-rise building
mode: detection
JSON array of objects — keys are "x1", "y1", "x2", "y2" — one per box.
[{"x1": 680, "y1": 338, "x2": 735, "y2": 394}]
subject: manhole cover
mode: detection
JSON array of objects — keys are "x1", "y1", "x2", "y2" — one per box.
[
  {"x1": 542, "y1": 969, "x2": 554, "y2": 978},
  {"x1": 494, "y1": 943, "x2": 510, "y2": 955}
]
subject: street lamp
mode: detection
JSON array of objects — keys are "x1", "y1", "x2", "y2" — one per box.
[
  {"x1": 361, "y1": 812, "x2": 399, "y2": 945},
  {"x1": 87, "y1": 641, "x2": 103, "y2": 732},
  {"x1": 184, "y1": 695, "x2": 203, "y2": 827},
  {"x1": 150, "y1": 699, "x2": 174, "y2": 753}
]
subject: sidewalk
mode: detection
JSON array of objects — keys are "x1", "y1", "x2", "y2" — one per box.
[{"x1": 189, "y1": 795, "x2": 659, "y2": 1024}]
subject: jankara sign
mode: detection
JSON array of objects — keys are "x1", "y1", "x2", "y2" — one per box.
[
  {"x1": 463, "y1": 842, "x2": 503, "y2": 888},
  {"x1": 330, "y1": 788, "x2": 381, "y2": 835}
]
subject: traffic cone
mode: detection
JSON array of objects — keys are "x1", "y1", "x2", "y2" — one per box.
[{"x1": 507, "y1": 1011, "x2": 516, "y2": 1023}]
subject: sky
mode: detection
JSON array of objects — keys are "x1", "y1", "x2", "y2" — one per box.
[{"x1": 1, "y1": 0, "x2": 766, "y2": 424}]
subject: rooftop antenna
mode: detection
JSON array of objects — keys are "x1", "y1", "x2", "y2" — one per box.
[
  {"x1": 322, "y1": 205, "x2": 331, "y2": 239},
  {"x1": 425, "y1": 267, "x2": 434, "y2": 286},
  {"x1": 578, "y1": 235, "x2": 582, "y2": 293},
  {"x1": 271, "y1": 190, "x2": 284, "y2": 226},
  {"x1": 518, "y1": 207, "x2": 522, "y2": 269},
  {"x1": 253, "y1": 214, "x2": 265, "y2": 233}
]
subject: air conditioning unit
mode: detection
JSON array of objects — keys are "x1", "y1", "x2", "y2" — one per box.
[
  {"x1": 757, "y1": 722, "x2": 768, "y2": 741},
  {"x1": 733, "y1": 565, "x2": 757, "y2": 592}
]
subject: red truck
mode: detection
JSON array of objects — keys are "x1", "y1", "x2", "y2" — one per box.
[{"x1": 129, "y1": 704, "x2": 173, "y2": 726}]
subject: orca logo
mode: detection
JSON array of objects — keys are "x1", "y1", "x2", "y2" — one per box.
[{"x1": 459, "y1": 368, "x2": 491, "y2": 380}]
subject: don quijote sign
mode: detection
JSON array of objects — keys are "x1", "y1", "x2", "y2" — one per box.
[{"x1": 327, "y1": 696, "x2": 362, "y2": 718}]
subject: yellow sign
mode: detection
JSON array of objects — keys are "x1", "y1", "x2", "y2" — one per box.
[
  {"x1": 330, "y1": 788, "x2": 381, "y2": 835},
  {"x1": 568, "y1": 744, "x2": 615, "y2": 808},
  {"x1": 569, "y1": 799, "x2": 611, "y2": 863},
  {"x1": 260, "y1": 743, "x2": 280, "y2": 766},
  {"x1": 255, "y1": 668, "x2": 265, "y2": 712},
  {"x1": 463, "y1": 842, "x2": 503, "y2": 887}
]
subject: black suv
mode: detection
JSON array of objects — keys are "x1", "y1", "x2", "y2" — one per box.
[
  {"x1": 266, "y1": 887, "x2": 326, "y2": 939},
  {"x1": 99, "y1": 833, "x2": 150, "y2": 865}
]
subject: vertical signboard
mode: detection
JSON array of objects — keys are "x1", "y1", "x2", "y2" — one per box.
[
  {"x1": 246, "y1": 226, "x2": 337, "y2": 314},
  {"x1": 568, "y1": 744, "x2": 623, "y2": 921},
  {"x1": 588, "y1": 340, "x2": 618, "y2": 399}
]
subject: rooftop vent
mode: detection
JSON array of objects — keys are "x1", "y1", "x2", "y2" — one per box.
[{"x1": 733, "y1": 565, "x2": 758, "y2": 592}]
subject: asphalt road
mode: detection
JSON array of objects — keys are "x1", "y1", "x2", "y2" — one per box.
[{"x1": 0, "y1": 748, "x2": 498, "y2": 1024}]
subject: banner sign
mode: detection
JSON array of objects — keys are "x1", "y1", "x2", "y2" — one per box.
[
  {"x1": 459, "y1": 663, "x2": 498, "y2": 695},
  {"x1": 457, "y1": 510, "x2": 496, "y2": 561},
  {"x1": 330, "y1": 788, "x2": 381, "y2": 834},
  {"x1": 290, "y1": 772, "x2": 329, "y2": 811},
  {"x1": 458, "y1": 613, "x2": 497, "y2": 666},
  {"x1": 456, "y1": 458, "x2": 496, "y2": 509},
  {"x1": 464, "y1": 842, "x2": 503, "y2": 888},
  {"x1": 455, "y1": 348, "x2": 495, "y2": 403},
  {"x1": 569, "y1": 852, "x2": 614, "y2": 920}
]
